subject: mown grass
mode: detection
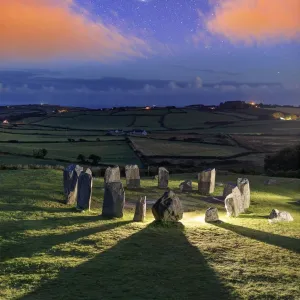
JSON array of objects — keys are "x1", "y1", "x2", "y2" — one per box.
[{"x1": 0, "y1": 169, "x2": 299, "y2": 300}]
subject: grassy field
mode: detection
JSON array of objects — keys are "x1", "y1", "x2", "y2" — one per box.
[{"x1": 0, "y1": 169, "x2": 299, "y2": 299}]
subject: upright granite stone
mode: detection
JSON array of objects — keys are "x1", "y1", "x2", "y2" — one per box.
[
  {"x1": 224, "y1": 186, "x2": 244, "y2": 217},
  {"x1": 237, "y1": 178, "x2": 251, "y2": 209},
  {"x1": 179, "y1": 180, "x2": 193, "y2": 192},
  {"x1": 152, "y1": 190, "x2": 183, "y2": 222},
  {"x1": 268, "y1": 209, "x2": 294, "y2": 223},
  {"x1": 125, "y1": 165, "x2": 140, "y2": 188},
  {"x1": 205, "y1": 207, "x2": 219, "y2": 222},
  {"x1": 77, "y1": 168, "x2": 93, "y2": 211},
  {"x1": 133, "y1": 196, "x2": 147, "y2": 222},
  {"x1": 158, "y1": 167, "x2": 169, "y2": 189},
  {"x1": 63, "y1": 164, "x2": 83, "y2": 205},
  {"x1": 104, "y1": 166, "x2": 120, "y2": 184},
  {"x1": 198, "y1": 168, "x2": 216, "y2": 195},
  {"x1": 102, "y1": 182, "x2": 125, "y2": 218},
  {"x1": 223, "y1": 182, "x2": 236, "y2": 199}
]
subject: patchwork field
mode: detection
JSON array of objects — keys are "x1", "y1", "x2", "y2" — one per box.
[{"x1": 0, "y1": 169, "x2": 299, "y2": 299}]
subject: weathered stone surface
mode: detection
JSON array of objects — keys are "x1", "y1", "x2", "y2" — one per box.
[
  {"x1": 224, "y1": 186, "x2": 244, "y2": 217},
  {"x1": 63, "y1": 164, "x2": 83, "y2": 205},
  {"x1": 237, "y1": 178, "x2": 251, "y2": 209},
  {"x1": 268, "y1": 209, "x2": 293, "y2": 223},
  {"x1": 222, "y1": 182, "x2": 236, "y2": 199},
  {"x1": 158, "y1": 167, "x2": 169, "y2": 189},
  {"x1": 205, "y1": 207, "x2": 219, "y2": 222},
  {"x1": 102, "y1": 182, "x2": 125, "y2": 218},
  {"x1": 152, "y1": 190, "x2": 183, "y2": 222},
  {"x1": 133, "y1": 196, "x2": 146, "y2": 222},
  {"x1": 104, "y1": 166, "x2": 120, "y2": 184},
  {"x1": 77, "y1": 168, "x2": 93, "y2": 211},
  {"x1": 179, "y1": 180, "x2": 193, "y2": 192},
  {"x1": 198, "y1": 168, "x2": 216, "y2": 195},
  {"x1": 125, "y1": 165, "x2": 140, "y2": 188}
]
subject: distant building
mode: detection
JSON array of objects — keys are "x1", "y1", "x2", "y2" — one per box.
[
  {"x1": 129, "y1": 130, "x2": 148, "y2": 136},
  {"x1": 2, "y1": 120, "x2": 9, "y2": 125},
  {"x1": 107, "y1": 129, "x2": 125, "y2": 136}
]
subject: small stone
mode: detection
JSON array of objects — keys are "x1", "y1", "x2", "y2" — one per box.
[
  {"x1": 268, "y1": 209, "x2": 293, "y2": 223},
  {"x1": 224, "y1": 186, "x2": 244, "y2": 217},
  {"x1": 198, "y1": 168, "x2": 216, "y2": 195},
  {"x1": 63, "y1": 164, "x2": 83, "y2": 205},
  {"x1": 158, "y1": 167, "x2": 169, "y2": 189},
  {"x1": 237, "y1": 178, "x2": 251, "y2": 209},
  {"x1": 179, "y1": 180, "x2": 193, "y2": 192},
  {"x1": 104, "y1": 166, "x2": 120, "y2": 184},
  {"x1": 152, "y1": 190, "x2": 183, "y2": 222},
  {"x1": 77, "y1": 168, "x2": 93, "y2": 211},
  {"x1": 125, "y1": 165, "x2": 140, "y2": 188},
  {"x1": 205, "y1": 207, "x2": 219, "y2": 222},
  {"x1": 102, "y1": 182, "x2": 125, "y2": 218},
  {"x1": 133, "y1": 196, "x2": 146, "y2": 222}
]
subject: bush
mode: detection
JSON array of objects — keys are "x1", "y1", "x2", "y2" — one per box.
[
  {"x1": 77, "y1": 154, "x2": 86, "y2": 164},
  {"x1": 79, "y1": 138, "x2": 87, "y2": 142},
  {"x1": 89, "y1": 154, "x2": 101, "y2": 165},
  {"x1": 33, "y1": 148, "x2": 48, "y2": 159}
]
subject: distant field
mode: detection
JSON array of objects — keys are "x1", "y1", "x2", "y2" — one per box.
[
  {"x1": 130, "y1": 138, "x2": 247, "y2": 157},
  {"x1": 131, "y1": 116, "x2": 163, "y2": 130},
  {"x1": 113, "y1": 109, "x2": 168, "y2": 115}
]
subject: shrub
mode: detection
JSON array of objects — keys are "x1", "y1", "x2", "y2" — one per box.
[
  {"x1": 89, "y1": 154, "x2": 101, "y2": 165},
  {"x1": 77, "y1": 154, "x2": 86, "y2": 163},
  {"x1": 33, "y1": 148, "x2": 48, "y2": 159}
]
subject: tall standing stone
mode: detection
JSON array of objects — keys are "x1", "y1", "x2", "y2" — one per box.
[
  {"x1": 223, "y1": 183, "x2": 236, "y2": 199},
  {"x1": 102, "y1": 182, "x2": 125, "y2": 218},
  {"x1": 158, "y1": 167, "x2": 169, "y2": 189},
  {"x1": 224, "y1": 186, "x2": 244, "y2": 217},
  {"x1": 77, "y1": 168, "x2": 93, "y2": 211},
  {"x1": 198, "y1": 168, "x2": 216, "y2": 195},
  {"x1": 125, "y1": 165, "x2": 140, "y2": 188},
  {"x1": 104, "y1": 166, "x2": 120, "y2": 184},
  {"x1": 133, "y1": 196, "x2": 147, "y2": 222},
  {"x1": 237, "y1": 178, "x2": 251, "y2": 209},
  {"x1": 63, "y1": 164, "x2": 83, "y2": 205},
  {"x1": 152, "y1": 190, "x2": 183, "y2": 222}
]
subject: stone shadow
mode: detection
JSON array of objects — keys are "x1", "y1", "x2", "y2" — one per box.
[
  {"x1": 20, "y1": 221, "x2": 234, "y2": 300},
  {"x1": 211, "y1": 222, "x2": 300, "y2": 253}
]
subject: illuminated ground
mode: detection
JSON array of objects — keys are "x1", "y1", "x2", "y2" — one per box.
[{"x1": 0, "y1": 170, "x2": 299, "y2": 299}]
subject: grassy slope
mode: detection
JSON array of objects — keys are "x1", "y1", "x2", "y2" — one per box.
[{"x1": 0, "y1": 170, "x2": 299, "y2": 300}]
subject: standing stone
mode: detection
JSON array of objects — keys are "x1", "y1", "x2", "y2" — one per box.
[
  {"x1": 223, "y1": 182, "x2": 236, "y2": 199},
  {"x1": 63, "y1": 164, "x2": 83, "y2": 205},
  {"x1": 198, "y1": 168, "x2": 216, "y2": 195},
  {"x1": 205, "y1": 207, "x2": 219, "y2": 222},
  {"x1": 158, "y1": 167, "x2": 169, "y2": 189},
  {"x1": 133, "y1": 196, "x2": 146, "y2": 222},
  {"x1": 104, "y1": 166, "x2": 120, "y2": 184},
  {"x1": 179, "y1": 180, "x2": 193, "y2": 192},
  {"x1": 77, "y1": 168, "x2": 93, "y2": 211},
  {"x1": 224, "y1": 186, "x2": 244, "y2": 217},
  {"x1": 237, "y1": 178, "x2": 251, "y2": 209},
  {"x1": 102, "y1": 182, "x2": 125, "y2": 218},
  {"x1": 152, "y1": 190, "x2": 183, "y2": 222},
  {"x1": 268, "y1": 209, "x2": 294, "y2": 223},
  {"x1": 125, "y1": 165, "x2": 140, "y2": 188}
]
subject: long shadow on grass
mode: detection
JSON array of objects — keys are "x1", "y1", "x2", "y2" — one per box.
[
  {"x1": 212, "y1": 222, "x2": 300, "y2": 253},
  {"x1": 20, "y1": 221, "x2": 234, "y2": 300},
  {"x1": 1, "y1": 220, "x2": 131, "y2": 262}
]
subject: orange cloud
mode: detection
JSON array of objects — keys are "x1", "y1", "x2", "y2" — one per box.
[
  {"x1": 0, "y1": 0, "x2": 150, "y2": 62},
  {"x1": 206, "y1": 0, "x2": 300, "y2": 44}
]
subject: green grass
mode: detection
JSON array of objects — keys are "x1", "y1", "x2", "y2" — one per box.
[
  {"x1": 0, "y1": 170, "x2": 299, "y2": 299},
  {"x1": 131, "y1": 115, "x2": 164, "y2": 130}
]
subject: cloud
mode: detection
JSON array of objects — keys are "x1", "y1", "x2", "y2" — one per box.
[
  {"x1": 205, "y1": 0, "x2": 300, "y2": 44},
  {"x1": 0, "y1": 0, "x2": 150, "y2": 62}
]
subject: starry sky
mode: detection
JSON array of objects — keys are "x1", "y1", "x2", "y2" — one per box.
[{"x1": 0, "y1": 0, "x2": 300, "y2": 106}]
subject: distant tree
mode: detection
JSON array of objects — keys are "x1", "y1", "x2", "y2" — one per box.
[
  {"x1": 89, "y1": 154, "x2": 101, "y2": 165},
  {"x1": 96, "y1": 138, "x2": 101, "y2": 142},
  {"x1": 77, "y1": 154, "x2": 86, "y2": 164},
  {"x1": 272, "y1": 112, "x2": 284, "y2": 119},
  {"x1": 33, "y1": 148, "x2": 48, "y2": 159},
  {"x1": 79, "y1": 138, "x2": 87, "y2": 142}
]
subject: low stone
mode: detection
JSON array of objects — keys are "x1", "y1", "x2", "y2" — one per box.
[
  {"x1": 198, "y1": 168, "x2": 216, "y2": 195},
  {"x1": 158, "y1": 167, "x2": 169, "y2": 189},
  {"x1": 104, "y1": 166, "x2": 120, "y2": 184},
  {"x1": 268, "y1": 209, "x2": 293, "y2": 223},
  {"x1": 222, "y1": 182, "x2": 236, "y2": 199},
  {"x1": 102, "y1": 182, "x2": 125, "y2": 218},
  {"x1": 77, "y1": 168, "x2": 93, "y2": 211},
  {"x1": 133, "y1": 196, "x2": 147, "y2": 222},
  {"x1": 205, "y1": 207, "x2": 219, "y2": 222},
  {"x1": 63, "y1": 164, "x2": 83, "y2": 205},
  {"x1": 224, "y1": 186, "x2": 244, "y2": 217},
  {"x1": 125, "y1": 165, "x2": 140, "y2": 188},
  {"x1": 179, "y1": 180, "x2": 193, "y2": 192},
  {"x1": 152, "y1": 190, "x2": 183, "y2": 222},
  {"x1": 237, "y1": 178, "x2": 251, "y2": 209}
]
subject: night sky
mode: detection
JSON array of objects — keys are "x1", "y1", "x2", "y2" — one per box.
[{"x1": 0, "y1": 0, "x2": 299, "y2": 106}]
